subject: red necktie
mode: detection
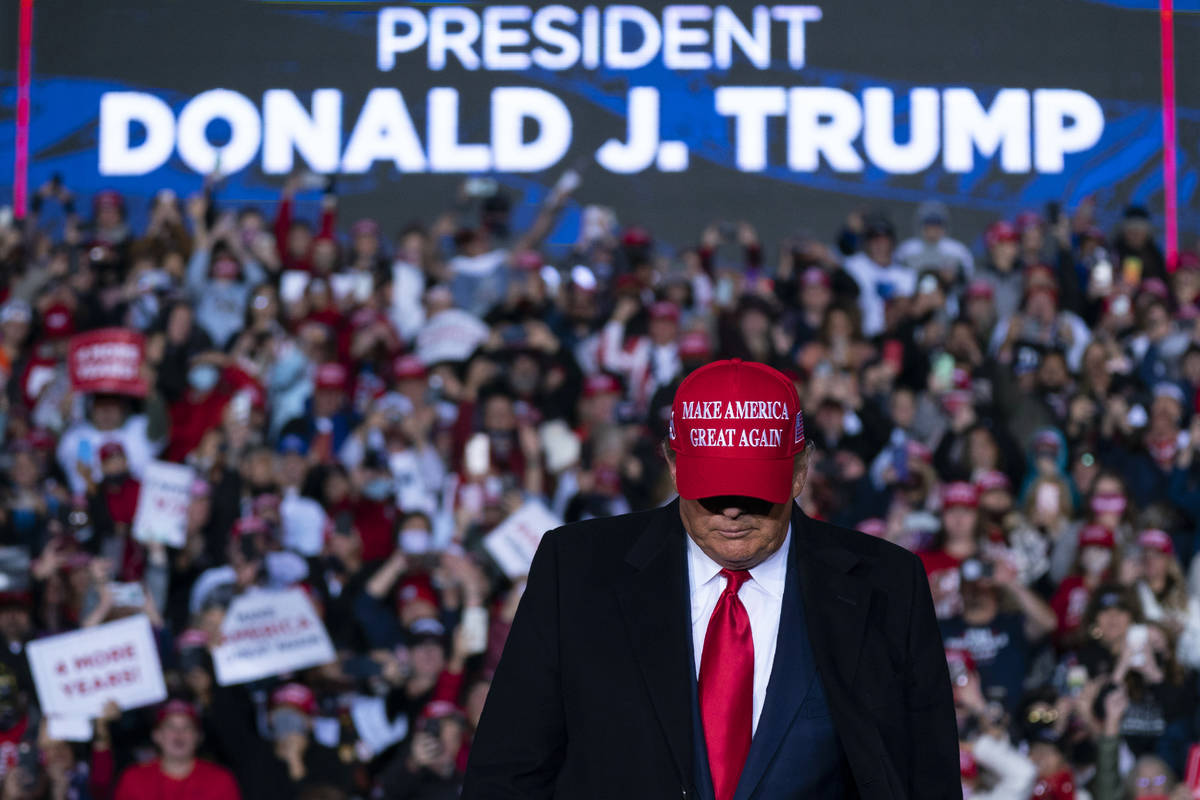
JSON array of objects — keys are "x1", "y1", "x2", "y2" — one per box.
[{"x1": 698, "y1": 568, "x2": 754, "y2": 800}]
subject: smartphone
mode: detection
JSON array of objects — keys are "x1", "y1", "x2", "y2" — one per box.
[
  {"x1": 1092, "y1": 251, "x2": 1113, "y2": 292},
  {"x1": 230, "y1": 390, "x2": 252, "y2": 426},
  {"x1": 460, "y1": 606, "x2": 489, "y2": 656},
  {"x1": 1035, "y1": 483, "x2": 1061, "y2": 515},
  {"x1": 1066, "y1": 664, "x2": 1088, "y2": 696},
  {"x1": 1126, "y1": 624, "x2": 1149, "y2": 668},
  {"x1": 1122, "y1": 256, "x2": 1143, "y2": 285},
  {"x1": 891, "y1": 442, "x2": 909, "y2": 482},
  {"x1": 108, "y1": 582, "x2": 145, "y2": 609},
  {"x1": 77, "y1": 438, "x2": 93, "y2": 467},
  {"x1": 715, "y1": 276, "x2": 735, "y2": 307},
  {"x1": 932, "y1": 353, "x2": 955, "y2": 392},
  {"x1": 464, "y1": 434, "x2": 490, "y2": 477},
  {"x1": 882, "y1": 340, "x2": 904, "y2": 371},
  {"x1": 464, "y1": 177, "x2": 498, "y2": 198}
]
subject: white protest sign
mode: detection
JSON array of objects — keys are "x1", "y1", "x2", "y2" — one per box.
[
  {"x1": 415, "y1": 309, "x2": 488, "y2": 365},
  {"x1": 132, "y1": 460, "x2": 194, "y2": 547},
  {"x1": 46, "y1": 716, "x2": 92, "y2": 742},
  {"x1": 213, "y1": 588, "x2": 336, "y2": 686},
  {"x1": 483, "y1": 499, "x2": 561, "y2": 579},
  {"x1": 27, "y1": 615, "x2": 166, "y2": 719}
]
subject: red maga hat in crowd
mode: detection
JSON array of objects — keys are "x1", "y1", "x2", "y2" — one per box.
[
  {"x1": 1138, "y1": 528, "x2": 1174, "y2": 555},
  {"x1": 315, "y1": 362, "x2": 348, "y2": 391},
  {"x1": 1078, "y1": 524, "x2": 1115, "y2": 549},
  {"x1": 155, "y1": 698, "x2": 199, "y2": 726},
  {"x1": 668, "y1": 359, "x2": 805, "y2": 504},
  {"x1": 271, "y1": 682, "x2": 317, "y2": 716},
  {"x1": 942, "y1": 482, "x2": 979, "y2": 509}
]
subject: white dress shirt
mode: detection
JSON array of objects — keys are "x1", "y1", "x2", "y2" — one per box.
[{"x1": 687, "y1": 526, "x2": 791, "y2": 735}]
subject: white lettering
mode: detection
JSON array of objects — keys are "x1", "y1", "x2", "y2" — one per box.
[
  {"x1": 492, "y1": 87, "x2": 572, "y2": 171},
  {"x1": 531, "y1": 5, "x2": 580, "y2": 70},
  {"x1": 99, "y1": 92, "x2": 175, "y2": 176},
  {"x1": 788, "y1": 87, "x2": 864, "y2": 172},
  {"x1": 176, "y1": 89, "x2": 261, "y2": 175},
  {"x1": 340, "y1": 88, "x2": 426, "y2": 173},
  {"x1": 262, "y1": 89, "x2": 342, "y2": 174},
  {"x1": 862, "y1": 87, "x2": 939, "y2": 174},
  {"x1": 714, "y1": 86, "x2": 787, "y2": 172},
  {"x1": 1033, "y1": 89, "x2": 1103, "y2": 172},
  {"x1": 377, "y1": 7, "x2": 428, "y2": 71},
  {"x1": 483, "y1": 6, "x2": 532, "y2": 71},
  {"x1": 663, "y1": 5, "x2": 712, "y2": 70},
  {"x1": 943, "y1": 88, "x2": 1030, "y2": 173}
]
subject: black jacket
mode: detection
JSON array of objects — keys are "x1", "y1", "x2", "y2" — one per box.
[{"x1": 463, "y1": 500, "x2": 960, "y2": 798}]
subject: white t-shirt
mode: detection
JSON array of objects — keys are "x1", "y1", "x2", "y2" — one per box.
[{"x1": 843, "y1": 254, "x2": 917, "y2": 337}]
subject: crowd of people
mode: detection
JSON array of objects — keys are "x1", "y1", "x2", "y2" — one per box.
[{"x1": 0, "y1": 171, "x2": 1197, "y2": 799}]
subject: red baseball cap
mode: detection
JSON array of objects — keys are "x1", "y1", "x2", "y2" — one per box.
[
  {"x1": 315, "y1": 362, "x2": 348, "y2": 391},
  {"x1": 965, "y1": 280, "x2": 995, "y2": 301},
  {"x1": 942, "y1": 482, "x2": 979, "y2": 509},
  {"x1": 648, "y1": 301, "x2": 680, "y2": 323},
  {"x1": 668, "y1": 359, "x2": 805, "y2": 503},
  {"x1": 42, "y1": 305, "x2": 75, "y2": 339},
  {"x1": 393, "y1": 354, "x2": 427, "y2": 382},
  {"x1": 155, "y1": 699, "x2": 199, "y2": 727},
  {"x1": 98, "y1": 441, "x2": 126, "y2": 462},
  {"x1": 801, "y1": 267, "x2": 831, "y2": 289},
  {"x1": 974, "y1": 470, "x2": 1011, "y2": 494},
  {"x1": 1138, "y1": 528, "x2": 1174, "y2": 555},
  {"x1": 677, "y1": 330, "x2": 712, "y2": 360},
  {"x1": 985, "y1": 220, "x2": 1019, "y2": 247},
  {"x1": 270, "y1": 682, "x2": 316, "y2": 716},
  {"x1": 583, "y1": 373, "x2": 622, "y2": 398},
  {"x1": 1078, "y1": 524, "x2": 1115, "y2": 549}
]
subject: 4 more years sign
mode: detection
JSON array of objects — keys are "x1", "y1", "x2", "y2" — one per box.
[{"x1": 26, "y1": 616, "x2": 166, "y2": 718}]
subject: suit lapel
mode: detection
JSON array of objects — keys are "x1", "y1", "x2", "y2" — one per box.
[
  {"x1": 793, "y1": 508, "x2": 871, "y2": 688},
  {"x1": 615, "y1": 500, "x2": 694, "y2": 788},
  {"x1": 731, "y1": 524, "x2": 815, "y2": 800}
]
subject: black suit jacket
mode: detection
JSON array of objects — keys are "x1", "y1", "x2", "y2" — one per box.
[{"x1": 463, "y1": 500, "x2": 961, "y2": 799}]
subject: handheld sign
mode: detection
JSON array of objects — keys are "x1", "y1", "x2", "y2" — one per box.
[
  {"x1": 483, "y1": 499, "x2": 562, "y2": 579},
  {"x1": 67, "y1": 329, "x2": 147, "y2": 397},
  {"x1": 27, "y1": 615, "x2": 166, "y2": 719},
  {"x1": 132, "y1": 460, "x2": 194, "y2": 548},
  {"x1": 213, "y1": 588, "x2": 336, "y2": 686}
]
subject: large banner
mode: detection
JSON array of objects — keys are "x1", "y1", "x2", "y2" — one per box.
[{"x1": 1, "y1": 1, "x2": 1196, "y2": 249}]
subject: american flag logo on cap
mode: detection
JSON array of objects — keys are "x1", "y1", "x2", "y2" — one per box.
[
  {"x1": 669, "y1": 410, "x2": 677, "y2": 440},
  {"x1": 794, "y1": 411, "x2": 805, "y2": 446}
]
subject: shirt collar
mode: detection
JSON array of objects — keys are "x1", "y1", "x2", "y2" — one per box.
[{"x1": 686, "y1": 523, "x2": 791, "y2": 600}]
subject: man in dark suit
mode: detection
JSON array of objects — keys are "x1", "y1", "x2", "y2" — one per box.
[{"x1": 463, "y1": 359, "x2": 960, "y2": 799}]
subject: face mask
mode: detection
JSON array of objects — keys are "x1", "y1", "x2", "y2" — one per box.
[
  {"x1": 362, "y1": 477, "x2": 393, "y2": 501},
  {"x1": 271, "y1": 709, "x2": 309, "y2": 740},
  {"x1": 1090, "y1": 493, "x2": 1126, "y2": 515},
  {"x1": 1081, "y1": 548, "x2": 1113, "y2": 575},
  {"x1": 399, "y1": 528, "x2": 432, "y2": 554},
  {"x1": 188, "y1": 365, "x2": 220, "y2": 393}
]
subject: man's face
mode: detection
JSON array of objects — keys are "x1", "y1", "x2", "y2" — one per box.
[
  {"x1": 670, "y1": 458, "x2": 802, "y2": 571},
  {"x1": 865, "y1": 235, "x2": 893, "y2": 265},
  {"x1": 91, "y1": 397, "x2": 124, "y2": 431},
  {"x1": 411, "y1": 640, "x2": 446, "y2": 679},
  {"x1": 153, "y1": 715, "x2": 199, "y2": 761}
]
